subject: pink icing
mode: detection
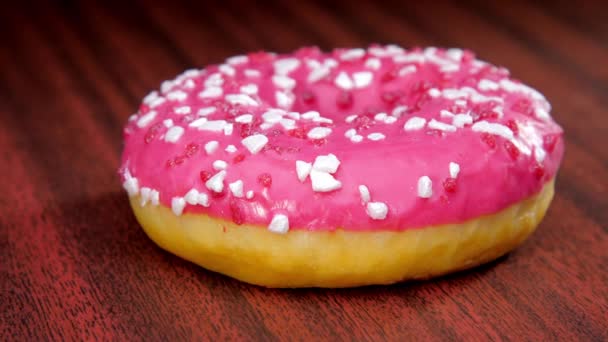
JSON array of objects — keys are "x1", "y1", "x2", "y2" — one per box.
[{"x1": 120, "y1": 45, "x2": 564, "y2": 231}]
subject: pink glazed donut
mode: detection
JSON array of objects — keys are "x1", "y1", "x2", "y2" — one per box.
[{"x1": 121, "y1": 45, "x2": 564, "y2": 288}]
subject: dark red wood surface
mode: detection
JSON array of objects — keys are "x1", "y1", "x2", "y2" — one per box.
[{"x1": 1, "y1": 0, "x2": 607, "y2": 340}]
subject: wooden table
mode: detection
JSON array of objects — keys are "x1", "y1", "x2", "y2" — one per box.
[{"x1": 2, "y1": 0, "x2": 606, "y2": 340}]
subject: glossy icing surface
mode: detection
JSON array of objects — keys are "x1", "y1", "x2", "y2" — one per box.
[{"x1": 120, "y1": 45, "x2": 564, "y2": 232}]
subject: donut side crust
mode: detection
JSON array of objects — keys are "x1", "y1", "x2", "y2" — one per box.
[{"x1": 130, "y1": 180, "x2": 554, "y2": 288}]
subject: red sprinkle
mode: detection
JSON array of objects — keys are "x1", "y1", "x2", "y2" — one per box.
[
  {"x1": 184, "y1": 143, "x2": 200, "y2": 157},
  {"x1": 443, "y1": 178, "x2": 457, "y2": 193},
  {"x1": 381, "y1": 68, "x2": 398, "y2": 83},
  {"x1": 543, "y1": 134, "x2": 559, "y2": 153},
  {"x1": 506, "y1": 119, "x2": 519, "y2": 135},
  {"x1": 229, "y1": 199, "x2": 245, "y2": 225},
  {"x1": 336, "y1": 91, "x2": 353, "y2": 110},
  {"x1": 504, "y1": 140, "x2": 520, "y2": 160},
  {"x1": 144, "y1": 122, "x2": 163, "y2": 144},
  {"x1": 139, "y1": 104, "x2": 150, "y2": 114},
  {"x1": 300, "y1": 90, "x2": 316, "y2": 105},
  {"x1": 233, "y1": 154, "x2": 246, "y2": 164},
  {"x1": 288, "y1": 127, "x2": 307, "y2": 139},
  {"x1": 511, "y1": 98, "x2": 534, "y2": 116},
  {"x1": 257, "y1": 173, "x2": 272, "y2": 187},
  {"x1": 311, "y1": 138, "x2": 327, "y2": 146},
  {"x1": 532, "y1": 164, "x2": 545, "y2": 180},
  {"x1": 200, "y1": 170, "x2": 212, "y2": 182},
  {"x1": 381, "y1": 91, "x2": 401, "y2": 105},
  {"x1": 481, "y1": 133, "x2": 496, "y2": 149}
]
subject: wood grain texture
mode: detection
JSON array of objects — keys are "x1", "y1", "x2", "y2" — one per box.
[{"x1": 1, "y1": 0, "x2": 607, "y2": 340}]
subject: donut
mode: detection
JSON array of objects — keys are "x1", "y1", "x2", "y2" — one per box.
[{"x1": 120, "y1": 45, "x2": 564, "y2": 288}]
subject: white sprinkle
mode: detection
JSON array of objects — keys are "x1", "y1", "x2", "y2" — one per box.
[
  {"x1": 479, "y1": 79, "x2": 499, "y2": 91},
  {"x1": 148, "y1": 97, "x2": 166, "y2": 108},
  {"x1": 428, "y1": 119, "x2": 457, "y2": 132},
  {"x1": 449, "y1": 162, "x2": 460, "y2": 179},
  {"x1": 227, "y1": 55, "x2": 248, "y2": 65},
  {"x1": 428, "y1": 88, "x2": 441, "y2": 98},
  {"x1": 366, "y1": 202, "x2": 388, "y2": 220},
  {"x1": 223, "y1": 123, "x2": 234, "y2": 136},
  {"x1": 276, "y1": 90, "x2": 295, "y2": 109},
  {"x1": 193, "y1": 119, "x2": 227, "y2": 132},
  {"x1": 174, "y1": 106, "x2": 191, "y2": 115},
  {"x1": 163, "y1": 119, "x2": 174, "y2": 128},
  {"x1": 399, "y1": 65, "x2": 417, "y2": 76},
  {"x1": 365, "y1": 58, "x2": 381, "y2": 70},
  {"x1": 244, "y1": 69, "x2": 261, "y2": 78},
  {"x1": 205, "y1": 170, "x2": 227, "y2": 193},
  {"x1": 197, "y1": 106, "x2": 217, "y2": 116},
  {"x1": 335, "y1": 71, "x2": 354, "y2": 90},
  {"x1": 313, "y1": 117, "x2": 333, "y2": 124},
  {"x1": 452, "y1": 113, "x2": 473, "y2": 128},
  {"x1": 345, "y1": 114, "x2": 357, "y2": 123},
  {"x1": 340, "y1": 48, "x2": 365, "y2": 61},
  {"x1": 229, "y1": 180, "x2": 244, "y2": 198},
  {"x1": 184, "y1": 189, "x2": 200, "y2": 205},
  {"x1": 535, "y1": 146, "x2": 547, "y2": 163},
  {"x1": 260, "y1": 123, "x2": 273, "y2": 130},
  {"x1": 442, "y1": 88, "x2": 468, "y2": 100},
  {"x1": 310, "y1": 169, "x2": 342, "y2": 192},
  {"x1": 287, "y1": 111, "x2": 301, "y2": 120},
  {"x1": 143, "y1": 91, "x2": 159, "y2": 104},
  {"x1": 167, "y1": 90, "x2": 187, "y2": 101},
  {"x1": 344, "y1": 128, "x2": 357, "y2": 138},
  {"x1": 205, "y1": 141, "x2": 219, "y2": 154},
  {"x1": 417, "y1": 176, "x2": 433, "y2": 198},
  {"x1": 150, "y1": 190, "x2": 160, "y2": 206},
  {"x1": 350, "y1": 135, "x2": 363, "y2": 143},
  {"x1": 235, "y1": 114, "x2": 253, "y2": 123},
  {"x1": 183, "y1": 79, "x2": 195, "y2": 89},
  {"x1": 353, "y1": 71, "x2": 373, "y2": 88},
  {"x1": 471, "y1": 121, "x2": 514, "y2": 140},
  {"x1": 262, "y1": 110, "x2": 284, "y2": 124},
  {"x1": 204, "y1": 73, "x2": 223, "y2": 87},
  {"x1": 196, "y1": 193, "x2": 210, "y2": 207},
  {"x1": 225, "y1": 145, "x2": 237, "y2": 153},
  {"x1": 140, "y1": 187, "x2": 151, "y2": 206},
  {"x1": 164, "y1": 126, "x2": 185, "y2": 143},
  {"x1": 374, "y1": 112, "x2": 388, "y2": 121},
  {"x1": 128, "y1": 114, "x2": 137, "y2": 122},
  {"x1": 384, "y1": 116, "x2": 397, "y2": 124},
  {"x1": 225, "y1": 94, "x2": 258, "y2": 106},
  {"x1": 199, "y1": 87, "x2": 223, "y2": 98},
  {"x1": 358, "y1": 185, "x2": 370, "y2": 203},
  {"x1": 279, "y1": 118, "x2": 296, "y2": 130},
  {"x1": 312, "y1": 153, "x2": 340, "y2": 174},
  {"x1": 136, "y1": 110, "x2": 157, "y2": 128},
  {"x1": 213, "y1": 160, "x2": 228, "y2": 170},
  {"x1": 268, "y1": 214, "x2": 290, "y2": 234},
  {"x1": 455, "y1": 99, "x2": 467, "y2": 106},
  {"x1": 272, "y1": 75, "x2": 296, "y2": 89},
  {"x1": 440, "y1": 110, "x2": 455, "y2": 118},
  {"x1": 246, "y1": 190, "x2": 254, "y2": 199},
  {"x1": 367, "y1": 132, "x2": 386, "y2": 141},
  {"x1": 308, "y1": 66, "x2": 331, "y2": 83},
  {"x1": 404, "y1": 116, "x2": 427, "y2": 131},
  {"x1": 307, "y1": 127, "x2": 332, "y2": 139},
  {"x1": 535, "y1": 107, "x2": 551, "y2": 120},
  {"x1": 171, "y1": 197, "x2": 186, "y2": 216},
  {"x1": 296, "y1": 160, "x2": 312, "y2": 182},
  {"x1": 324, "y1": 58, "x2": 338, "y2": 68},
  {"x1": 122, "y1": 176, "x2": 139, "y2": 197},
  {"x1": 239, "y1": 84, "x2": 258, "y2": 95},
  {"x1": 446, "y1": 48, "x2": 464, "y2": 61},
  {"x1": 440, "y1": 64, "x2": 460, "y2": 73},
  {"x1": 302, "y1": 110, "x2": 320, "y2": 120},
  {"x1": 188, "y1": 117, "x2": 207, "y2": 128},
  {"x1": 274, "y1": 58, "x2": 300, "y2": 75},
  {"x1": 218, "y1": 64, "x2": 236, "y2": 77},
  {"x1": 392, "y1": 105, "x2": 408, "y2": 118},
  {"x1": 241, "y1": 134, "x2": 268, "y2": 154}
]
